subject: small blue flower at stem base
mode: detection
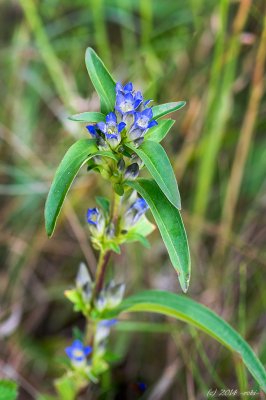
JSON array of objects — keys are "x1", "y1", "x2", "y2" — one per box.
[{"x1": 65, "y1": 339, "x2": 92, "y2": 363}]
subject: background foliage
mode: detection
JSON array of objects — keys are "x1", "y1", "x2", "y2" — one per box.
[{"x1": 0, "y1": 0, "x2": 265, "y2": 398}]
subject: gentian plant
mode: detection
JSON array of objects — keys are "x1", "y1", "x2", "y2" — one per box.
[{"x1": 44, "y1": 48, "x2": 266, "y2": 397}]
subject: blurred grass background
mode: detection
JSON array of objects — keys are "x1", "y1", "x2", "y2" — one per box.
[{"x1": 0, "y1": 0, "x2": 266, "y2": 398}]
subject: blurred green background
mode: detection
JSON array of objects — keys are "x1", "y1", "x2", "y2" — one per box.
[{"x1": 0, "y1": 0, "x2": 265, "y2": 398}]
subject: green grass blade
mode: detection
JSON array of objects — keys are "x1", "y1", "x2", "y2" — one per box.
[
  {"x1": 127, "y1": 179, "x2": 190, "y2": 292},
  {"x1": 113, "y1": 290, "x2": 266, "y2": 391},
  {"x1": 127, "y1": 141, "x2": 181, "y2": 209},
  {"x1": 85, "y1": 47, "x2": 116, "y2": 115},
  {"x1": 152, "y1": 101, "x2": 186, "y2": 120}
]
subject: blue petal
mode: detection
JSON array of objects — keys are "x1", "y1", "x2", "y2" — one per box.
[
  {"x1": 72, "y1": 339, "x2": 83, "y2": 349},
  {"x1": 65, "y1": 346, "x2": 73, "y2": 359},
  {"x1": 118, "y1": 122, "x2": 126, "y2": 133},
  {"x1": 106, "y1": 112, "x2": 117, "y2": 124},
  {"x1": 147, "y1": 120, "x2": 158, "y2": 129},
  {"x1": 144, "y1": 99, "x2": 153, "y2": 106},
  {"x1": 134, "y1": 99, "x2": 142, "y2": 109},
  {"x1": 99, "y1": 319, "x2": 118, "y2": 328},
  {"x1": 142, "y1": 108, "x2": 153, "y2": 119},
  {"x1": 124, "y1": 92, "x2": 134, "y2": 102},
  {"x1": 124, "y1": 82, "x2": 133, "y2": 92},
  {"x1": 116, "y1": 93, "x2": 124, "y2": 105},
  {"x1": 83, "y1": 346, "x2": 93, "y2": 356},
  {"x1": 116, "y1": 82, "x2": 123, "y2": 93},
  {"x1": 97, "y1": 122, "x2": 107, "y2": 133},
  {"x1": 105, "y1": 133, "x2": 118, "y2": 139},
  {"x1": 86, "y1": 125, "x2": 97, "y2": 137}
]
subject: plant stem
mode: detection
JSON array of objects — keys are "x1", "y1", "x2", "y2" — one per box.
[{"x1": 94, "y1": 250, "x2": 111, "y2": 297}]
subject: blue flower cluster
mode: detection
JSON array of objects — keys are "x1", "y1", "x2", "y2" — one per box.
[{"x1": 86, "y1": 82, "x2": 158, "y2": 149}]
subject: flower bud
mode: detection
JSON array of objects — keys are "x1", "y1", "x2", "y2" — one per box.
[
  {"x1": 117, "y1": 158, "x2": 125, "y2": 172},
  {"x1": 123, "y1": 198, "x2": 149, "y2": 228},
  {"x1": 124, "y1": 163, "x2": 139, "y2": 180},
  {"x1": 76, "y1": 262, "x2": 91, "y2": 288},
  {"x1": 87, "y1": 208, "x2": 105, "y2": 237},
  {"x1": 106, "y1": 281, "x2": 126, "y2": 308}
]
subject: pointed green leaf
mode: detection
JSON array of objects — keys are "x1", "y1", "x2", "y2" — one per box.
[
  {"x1": 45, "y1": 139, "x2": 117, "y2": 237},
  {"x1": 127, "y1": 179, "x2": 190, "y2": 292},
  {"x1": 69, "y1": 112, "x2": 105, "y2": 123},
  {"x1": 85, "y1": 47, "x2": 116, "y2": 114},
  {"x1": 152, "y1": 101, "x2": 186, "y2": 120},
  {"x1": 126, "y1": 141, "x2": 181, "y2": 209},
  {"x1": 145, "y1": 119, "x2": 175, "y2": 142},
  {"x1": 111, "y1": 290, "x2": 266, "y2": 392}
]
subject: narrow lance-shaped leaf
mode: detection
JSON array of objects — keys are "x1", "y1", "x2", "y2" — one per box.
[
  {"x1": 45, "y1": 139, "x2": 117, "y2": 237},
  {"x1": 152, "y1": 101, "x2": 186, "y2": 120},
  {"x1": 126, "y1": 141, "x2": 181, "y2": 209},
  {"x1": 127, "y1": 179, "x2": 190, "y2": 292},
  {"x1": 69, "y1": 112, "x2": 106, "y2": 123},
  {"x1": 85, "y1": 47, "x2": 116, "y2": 115},
  {"x1": 145, "y1": 119, "x2": 175, "y2": 143},
  {"x1": 109, "y1": 290, "x2": 266, "y2": 392}
]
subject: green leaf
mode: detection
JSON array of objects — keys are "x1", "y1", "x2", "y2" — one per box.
[
  {"x1": 127, "y1": 179, "x2": 190, "y2": 292},
  {"x1": 145, "y1": 119, "x2": 175, "y2": 142},
  {"x1": 44, "y1": 139, "x2": 117, "y2": 237},
  {"x1": 85, "y1": 47, "x2": 116, "y2": 114},
  {"x1": 152, "y1": 101, "x2": 186, "y2": 120},
  {"x1": 126, "y1": 141, "x2": 181, "y2": 209},
  {"x1": 68, "y1": 112, "x2": 105, "y2": 123},
  {"x1": 125, "y1": 233, "x2": 151, "y2": 248},
  {"x1": 113, "y1": 290, "x2": 266, "y2": 392},
  {"x1": 0, "y1": 380, "x2": 18, "y2": 400}
]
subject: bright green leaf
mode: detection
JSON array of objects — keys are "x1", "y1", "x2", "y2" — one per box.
[
  {"x1": 126, "y1": 141, "x2": 181, "y2": 209},
  {"x1": 113, "y1": 290, "x2": 266, "y2": 392},
  {"x1": 145, "y1": 119, "x2": 175, "y2": 142},
  {"x1": 127, "y1": 179, "x2": 190, "y2": 292},
  {"x1": 152, "y1": 101, "x2": 186, "y2": 120},
  {"x1": 85, "y1": 47, "x2": 116, "y2": 114},
  {"x1": 68, "y1": 112, "x2": 105, "y2": 123},
  {"x1": 0, "y1": 380, "x2": 18, "y2": 400},
  {"x1": 44, "y1": 139, "x2": 117, "y2": 237}
]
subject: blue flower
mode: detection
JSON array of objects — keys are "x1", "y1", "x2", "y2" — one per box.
[
  {"x1": 87, "y1": 208, "x2": 105, "y2": 236},
  {"x1": 115, "y1": 82, "x2": 143, "y2": 115},
  {"x1": 65, "y1": 339, "x2": 92, "y2": 363},
  {"x1": 97, "y1": 112, "x2": 126, "y2": 148},
  {"x1": 124, "y1": 198, "x2": 149, "y2": 227},
  {"x1": 133, "y1": 108, "x2": 158, "y2": 130},
  {"x1": 87, "y1": 208, "x2": 100, "y2": 226}
]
